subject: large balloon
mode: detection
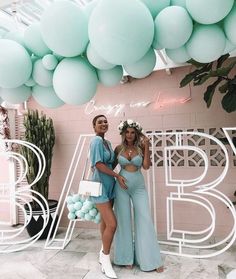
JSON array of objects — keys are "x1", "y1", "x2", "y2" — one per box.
[
  {"x1": 124, "y1": 48, "x2": 156, "y2": 78},
  {"x1": 153, "y1": 6, "x2": 193, "y2": 49},
  {"x1": 24, "y1": 23, "x2": 51, "y2": 57},
  {"x1": 41, "y1": 1, "x2": 89, "y2": 57},
  {"x1": 32, "y1": 85, "x2": 64, "y2": 108},
  {"x1": 53, "y1": 57, "x2": 98, "y2": 105},
  {"x1": 0, "y1": 96, "x2": 3, "y2": 104},
  {"x1": 32, "y1": 59, "x2": 53, "y2": 87},
  {"x1": 224, "y1": 4, "x2": 236, "y2": 46},
  {"x1": 86, "y1": 43, "x2": 115, "y2": 70},
  {"x1": 97, "y1": 66, "x2": 123, "y2": 87},
  {"x1": 186, "y1": 0, "x2": 234, "y2": 24},
  {"x1": 89, "y1": 0, "x2": 154, "y2": 65},
  {"x1": 170, "y1": 0, "x2": 186, "y2": 8},
  {"x1": 140, "y1": 0, "x2": 170, "y2": 18},
  {"x1": 0, "y1": 85, "x2": 31, "y2": 104},
  {"x1": 4, "y1": 31, "x2": 25, "y2": 46},
  {"x1": 0, "y1": 39, "x2": 32, "y2": 89},
  {"x1": 165, "y1": 46, "x2": 190, "y2": 63},
  {"x1": 186, "y1": 24, "x2": 226, "y2": 63}
]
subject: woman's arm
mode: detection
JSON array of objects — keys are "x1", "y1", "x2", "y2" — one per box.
[
  {"x1": 112, "y1": 145, "x2": 121, "y2": 170},
  {"x1": 141, "y1": 135, "x2": 151, "y2": 170},
  {"x1": 96, "y1": 161, "x2": 127, "y2": 189}
]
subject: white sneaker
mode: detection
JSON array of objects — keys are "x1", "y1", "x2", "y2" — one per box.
[{"x1": 100, "y1": 251, "x2": 117, "y2": 279}]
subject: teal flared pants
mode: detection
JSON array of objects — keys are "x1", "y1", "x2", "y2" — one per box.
[{"x1": 114, "y1": 169, "x2": 163, "y2": 271}]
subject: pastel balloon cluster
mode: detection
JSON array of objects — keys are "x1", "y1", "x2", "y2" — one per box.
[
  {"x1": 66, "y1": 194, "x2": 101, "y2": 224},
  {"x1": 0, "y1": 0, "x2": 235, "y2": 108}
]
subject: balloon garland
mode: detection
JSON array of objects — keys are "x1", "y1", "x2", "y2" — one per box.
[{"x1": 0, "y1": 0, "x2": 235, "y2": 108}]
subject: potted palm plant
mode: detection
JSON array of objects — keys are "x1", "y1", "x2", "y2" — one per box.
[{"x1": 20, "y1": 109, "x2": 58, "y2": 239}]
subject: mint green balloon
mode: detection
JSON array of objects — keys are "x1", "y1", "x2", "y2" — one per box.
[
  {"x1": 32, "y1": 59, "x2": 53, "y2": 87},
  {"x1": 124, "y1": 48, "x2": 156, "y2": 78},
  {"x1": 42, "y1": 54, "x2": 58, "y2": 70},
  {"x1": 41, "y1": 1, "x2": 88, "y2": 57},
  {"x1": 4, "y1": 31, "x2": 25, "y2": 47},
  {"x1": 154, "y1": 6, "x2": 193, "y2": 49},
  {"x1": 140, "y1": 0, "x2": 170, "y2": 18},
  {"x1": 24, "y1": 23, "x2": 51, "y2": 57},
  {"x1": 86, "y1": 43, "x2": 115, "y2": 70},
  {"x1": 53, "y1": 57, "x2": 98, "y2": 105},
  {"x1": 224, "y1": 4, "x2": 236, "y2": 45},
  {"x1": 186, "y1": 0, "x2": 234, "y2": 24},
  {"x1": 0, "y1": 39, "x2": 32, "y2": 88},
  {"x1": 166, "y1": 46, "x2": 190, "y2": 63},
  {"x1": 89, "y1": 0, "x2": 154, "y2": 65},
  {"x1": 186, "y1": 24, "x2": 226, "y2": 63},
  {"x1": 170, "y1": 0, "x2": 186, "y2": 8},
  {"x1": 97, "y1": 65, "x2": 123, "y2": 87},
  {"x1": 83, "y1": 0, "x2": 99, "y2": 19},
  {"x1": 32, "y1": 85, "x2": 64, "y2": 108},
  {"x1": 0, "y1": 85, "x2": 31, "y2": 104},
  {"x1": 0, "y1": 28, "x2": 7, "y2": 38},
  {"x1": 222, "y1": 39, "x2": 236, "y2": 55}
]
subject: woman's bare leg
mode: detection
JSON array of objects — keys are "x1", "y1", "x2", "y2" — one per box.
[{"x1": 96, "y1": 200, "x2": 116, "y2": 255}]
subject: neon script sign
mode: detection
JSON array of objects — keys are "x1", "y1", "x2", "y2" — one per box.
[{"x1": 84, "y1": 92, "x2": 191, "y2": 116}]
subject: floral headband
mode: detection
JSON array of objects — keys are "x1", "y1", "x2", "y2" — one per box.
[{"x1": 118, "y1": 119, "x2": 144, "y2": 135}]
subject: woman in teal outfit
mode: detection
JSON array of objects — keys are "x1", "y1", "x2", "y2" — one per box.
[
  {"x1": 113, "y1": 119, "x2": 164, "y2": 273},
  {"x1": 90, "y1": 115, "x2": 127, "y2": 279}
]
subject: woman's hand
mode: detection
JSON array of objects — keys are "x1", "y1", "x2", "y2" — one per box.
[
  {"x1": 117, "y1": 175, "x2": 128, "y2": 190},
  {"x1": 141, "y1": 134, "x2": 150, "y2": 148}
]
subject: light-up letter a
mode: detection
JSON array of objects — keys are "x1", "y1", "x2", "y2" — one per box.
[{"x1": 163, "y1": 131, "x2": 236, "y2": 258}]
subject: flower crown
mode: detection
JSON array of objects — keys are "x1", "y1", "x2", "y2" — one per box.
[{"x1": 118, "y1": 119, "x2": 144, "y2": 134}]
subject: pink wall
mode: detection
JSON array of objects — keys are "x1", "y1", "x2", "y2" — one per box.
[{"x1": 28, "y1": 65, "x2": 236, "y2": 237}]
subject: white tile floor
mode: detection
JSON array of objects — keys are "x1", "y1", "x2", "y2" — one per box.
[{"x1": 0, "y1": 228, "x2": 236, "y2": 279}]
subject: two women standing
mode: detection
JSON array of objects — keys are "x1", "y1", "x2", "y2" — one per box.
[{"x1": 90, "y1": 114, "x2": 163, "y2": 278}]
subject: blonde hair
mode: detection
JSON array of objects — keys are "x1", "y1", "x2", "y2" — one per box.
[{"x1": 119, "y1": 127, "x2": 143, "y2": 156}]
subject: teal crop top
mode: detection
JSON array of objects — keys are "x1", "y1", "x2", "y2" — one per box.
[{"x1": 118, "y1": 154, "x2": 143, "y2": 168}]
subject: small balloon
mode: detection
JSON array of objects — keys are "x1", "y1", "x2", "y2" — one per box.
[
  {"x1": 32, "y1": 59, "x2": 53, "y2": 87},
  {"x1": 66, "y1": 196, "x2": 73, "y2": 204},
  {"x1": 165, "y1": 46, "x2": 191, "y2": 63},
  {"x1": 124, "y1": 48, "x2": 156, "y2": 78},
  {"x1": 42, "y1": 54, "x2": 58, "y2": 70},
  {"x1": 86, "y1": 43, "x2": 115, "y2": 70},
  {"x1": 84, "y1": 213, "x2": 93, "y2": 221},
  {"x1": 76, "y1": 210, "x2": 85, "y2": 218},
  {"x1": 74, "y1": 201, "x2": 83, "y2": 211},
  {"x1": 97, "y1": 66, "x2": 123, "y2": 87},
  {"x1": 68, "y1": 212, "x2": 76, "y2": 220}
]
